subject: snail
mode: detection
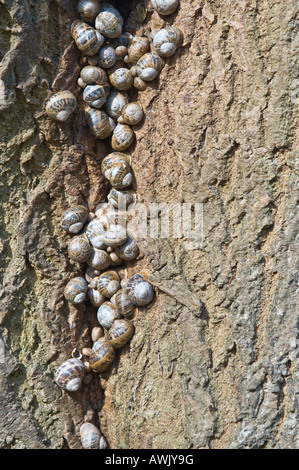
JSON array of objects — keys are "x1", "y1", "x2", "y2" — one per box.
[
  {"x1": 105, "y1": 90, "x2": 129, "y2": 119},
  {"x1": 68, "y1": 235, "x2": 92, "y2": 263},
  {"x1": 115, "y1": 46, "x2": 128, "y2": 58},
  {"x1": 97, "y1": 301, "x2": 120, "y2": 329},
  {"x1": 54, "y1": 357, "x2": 87, "y2": 392},
  {"x1": 64, "y1": 277, "x2": 88, "y2": 304},
  {"x1": 83, "y1": 84, "x2": 109, "y2": 109},
  {"x1": 101, "y1": 152, "x2": 131, "y2": 179},
  {"x1": 153, "y1": 27, "x2": 183, "y2": 57},
  {"x1": 126, "y1": 273, "x2": 154, "y2": 306},
  {"x1": 87, "y1": 285, "x2": 106, "y2": 307},
  {"x1": 136, "y1": 52, "x2": 164, "y2": 81},
  {"x1": 127, "y1": 37, "x2": 150, "y2": 65},
  {"x1": 91, "y1": 325, "x2": 104, "y2": 342},
  {"x1": 103, "y1": 224, "x2": 128, "y2": 247},
  {"x1": 84, "y1": 218, "x2": 106, "y2": 249},
  {"x1": 108, "y1": 249, "x2": 123, "y2": 266},
  {"x1": 118, "y1": 102, "x2": 144, "y2": 126},
  {"x1": 111, "y1": 32, "x2": 133, "y2": 48},
  {"x1": 78, "y1": 0, "x2": 101, "y2": 23},
  {"x1": 109, "y1": 68, "x2": 134, "y2": 91},
  {"x1": 95, "y1": 3, "x2": 123, "y2": 39},
  {"x1": 85, "y1": 266, "x2": 100, "y2": 283},
  {"x1": 89, "y1": 337, "x2": 116, "y2": 372},
  {"x1": 80, "y1": 423, "x2": 107, "y2": 449},
  {"x1": 107, "y1": 319, "x2": 134, "y2": 349},
  {"x1": 105, "y1": 158, "x2": 133, "y2": 189},
  {"x1": 111, "y1": 289, "x2": 136, "y2": 317},
  {"x1": 111, "y1": 124, "x2": 135, "y2": 151},
  {"x1": 45, "y1": 91, "x2": 77, "y2": 121},
  {"x1": 114, "y1": 237, "x2": 139, "y2": 261},
  {"x1": 107, "y1": 188, "x2": 135, "y2": 208},
  {"x1": 98, "y1": 270, "x2": 120, "y2": 298},
  {"x1": 133, "y1": 77, "x2": 147, "y2": 91},
  {"x1": 125, "y1": 3, "x2": 147, "y2": 35},
  {"x1": 60, "y1": 205, "x2": 88, "y2": 234},
  {"x1": 85, "y1": 107, "x2": 116, "y2": 139},
  {"x1": 78, "y1": 65, "x2": 109, "y2": 90},
  {"x1": 87, "y1": 247, "x2": 111, "y2": 271},
  {"x1": 151, "y1": 0, "x2": 179, "y2": 16},
  {"x1": 71, "y1": 20, "x2": 104, "y2": 56},
  {"x1": 97, "y1": 44, "x2": 117, "y2": 69}
]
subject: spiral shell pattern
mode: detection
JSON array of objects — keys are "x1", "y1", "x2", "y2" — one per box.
[
  {"x1": 109, "y1": 68, "x2": 133, "y2": 90},
  {"x1": 126, "y1": 273, "x2": 154, "y2": 306},
  {"x1": 61, "y1": 205, "x2": 88, "y2": 234},
  {"x1": 98, "y1": 271, "x2": 120, "y2": 298},
  {"x1": 46, "y1": 91, "x2": 77, "y2": 121},
  {"x1": 68, "y1": 235, "x2": 92, "y2": 263},
  {"x1": 128, "y1": 37, "x2": 150, "y2": 64},
  {"x1": 107, "y1": 319, "x2": 134, "y2": 348},
  {"x1": 105, "y1": 90, "x2": 128, "y2": 119},
  {"x1": 111, "y1": 124, "x2": 135, "y2": 151},
  {"x1": 71, "y1": 20, "x2": 104, "y2": 55},
  {"x1": 64, "y1": 277, "x2": 88, "y2": 304},
  {"x1": 55, "y1": 358, "x2": 86, "y2": 392},
  {"x1": 153, "y1": 26, "x2": 183, "y2": 57},
  {"x1": 83, "y1": 84, "x2": 108, "y2": 108},
  {"x1": 151, "y1": 0, "x2": 179, "y2": 16},
  {"x1": 89, "y1": 337, "x2": 116, "y2": 372},
  {"x1": 85, "y1": 108, "x2": 114, "y2": 138},
  {"x1": 112, "y1": 289, "x2": 135, "y2": 317},
  {"x1": 78, "y1": 0, "x2": 101, "y2": 23},
  {"x1": 136, "y1": 52, "x2": 164, "y2": 81},
  {"x1": 80, "y1": 423, "x2": 102, "y2": 449}
]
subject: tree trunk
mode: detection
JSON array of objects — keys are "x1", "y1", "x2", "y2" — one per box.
[{"x1": 0, "y1": 0, "x2": 298, "y2": 449}]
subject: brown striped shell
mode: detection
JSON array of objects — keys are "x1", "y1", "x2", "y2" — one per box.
[
  {"x1": 103, "y1": 224, "x2": 128, "y2": 247},
  {"x1": 89, "y1": 337, "x2": 116, "y2": 372},
  {"x1": 85, "y1": 108, "x2": 115, "y2": 138},
  {"x1": 136, "y1": 52, "x2": 164, "y2": 81},
  {"x1": 97, "y1": 301, "x2": 120, "y2": 329},
  {"x1": 78, "y1": 65, "x2": 109, "y2": 88},
  {"x1": 45, "y1": 91, "x2": 77, "y2": 121},
  {"x1": 151, "y1": 0, "x2": 179, "y2": 16},
  {"x1": 107, "y1": 188, "x2": 135, "y2": 208},
  {"x1": 101, "y1": 152, "x2": 131, "y2": 178},
  {"x1": 71, "y1": 20, "x2": 104, "y2": 56},
  {"x1": 64, "y1": 277, "x2": 88, "y2": 304},
  {"x1": 153, "y1": 26, "x2": 183, "y2": 57},
  {"x1": 126, "y1": 273, "x2": 154, "y2": 306},
  {"x1": 87, "y1": 286, "x2": 106, "y2": 307},
  {"x1": 78, "y1": 0, "x2": 101, "y2": 23},
  {"x1": 68, "y1": 235, "x2": 92, "y2": 263},
  {"x1": 87, "y1": 247, "x2": 111, "y2": 271},
  {"x1": 95, "y1": 6, "x2": 123, "y2": 39},
  {"x1": 133, "y1": 76, "x2": 147, "y2": 91},
  {"x1": 107, "y1": 319, "x2": 134, "y2": 348},
  {"x1": 97, "y1": 270, "x2": 120, "y2": 298},
  {"x1": 83, "y1": 84, "x2": 109, "y2": 108},
  {"x1": 118, "y1": 102, "x2": 143, "y2": 126},
  {"x1": 111, "y1": 289, "x2": 135, "y2": 317},
  {"x1": 107, "y1": 160, "x2": 133, "y2": 188},
  {"x1": 55, "y1": 358, "x2": 86, "y2": 392},
  {"x1": 111, "y1": 124, "x2": 135, "y2": 151},
  {"x1": 80, "y1": 423, "x2": 107, "y2": 449},
  {"x1": 61, "y1": 205, "x2": 88, "y2": 234},
  {"x1": 128, "y1": 37, "x2": 150, "y2": 64},
  {"x1": 114, "y1": 237, "x2": 139, "y2": 261},
  {"x1": 97, "y1": 44, "x2": 117, "y2": 68},
  {"x1": 109, "y1": 68, "x2": 133, "y2": 90},
  {"x1": 105, "y1": 90, "x2": 129, "y2": 119},
  {"x1": 84, "y1": 218, "x2": 106, "y2": 249}
]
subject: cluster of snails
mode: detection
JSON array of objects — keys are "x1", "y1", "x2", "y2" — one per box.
[{"x1": 46, "y1": 0, "x2": 182, "y2": 450}]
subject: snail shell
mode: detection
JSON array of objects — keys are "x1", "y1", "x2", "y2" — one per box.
[
  {"x1": 125, "y1": 3, "x2": 147, "y2": 35},
  {"x1": 68, "y1": 235, "x2": 92, "y2": 263},
  {"x1": 85, "y1": 108, "x2": 115, "y2": 138},
  {"x1": 45, "y1": 91, "x2": 77, "y2": 121},
  {"x1": 97, "y1": 301, "x2": 120, "y2": 329},
  {"x1": 151, "y1": 0, "x2": 179, "y2": 16},
  {"x1": 97, "y1": 44, "x2": 117, "y2": 68},
  {"x1": 61, "y1": 205, "x2": 88, "y2": 234},
  {"x1": 91, "y1": 325, "x2": 104, "y2": 342},
  {"x1": 136, "y1": 52, "x2": 164, "y2": 81},
  {"x1": 107, "y1": 160, "x2": 133, "y2": 189},
  {"x1": 85, "y1": 218, "x2": 106, "y2": 249},
  {"x1": 111, "y1": 32, "x2": 133, "y2": 48},
  {"x1": 128, "y1": 37, "x2": 150, "y2": 64},
  {"x1": 118, "y1": 102, "x2": 143, "y2": 126},
  {"x1": 78, "y1": 65, "x2": 109, "y2": 88},
  {"x1": 80, "y1": 423, "x2": 106, "y2": 449},
  {"x1": 111, "y1": 289, "x2": 135, "y2": 317},
  {"x1": 87, "y1": 247, "x2": 111, "y2": 271},
  {"x1": 85, "y1": 266, "x2": 100, "y2": 283},
  {"x1": 83, "y1": 84, "x2": 109, "y2": 108},
  {"x1": 71, "y1": 20, "x2": 104, "y2": 56},
  {"x1": 101, "y1": 151, "x2": 131, "y2": 179},
  {"x1": 103, "y1": 224, "x2": 128, "y2": 247},
  {"x1": 115, "y1": 46, "x2": 128, "y2": 58},
  {"x1": 126, "y1": 273, "x2": 154, "y2": 306},
  {"x1": 64, "y1": 277, "x2": 88, "y2": 304},
  {"x1": 111, "y1": 124, "x2": 135, "y2": 151},
  {"x1": 153, "y1": 26, "x2": 183, "y2": 57},
  {"x1": 105, "y1": 90, "x2": 128, "y2": 119},
  {"x1": 95, "y1": 4, "x2": 123, "y2": 39},
  {"x1": 98, "y1": 270, "x2": 120, "y2": 298},
  {"x1": 87, "y1": 286, "x2": 106, "y2": 307},
  {"x1": 109, "y1": 250, "x2": 123, "y2": 266},
  {"x1": 109, "y1": 68, "x2": 133, "y2": 91},
  {"x1": 133, "y1": 77, "x2": 147, "y2": 91},
  {"x1": 107, "y1": 188, "x2": 135, "y2": 208},
  {"x1": 114, "y1": 237, "x2": 139, "y2": 261},
  {"x1": 107, "y1": 319, "x2": 134, "y2": 348},
  {"x1": 78, "y1": 0, "x2": 101, "y2": 23},
  {"x1": 89, "y1": 337, "x2": 116, "y2": 372},
  {"x1": 55, "y1": 358, "x2": 86, "y2": 392}
]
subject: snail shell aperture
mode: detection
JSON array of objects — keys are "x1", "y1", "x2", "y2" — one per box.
[
  {"x1": 126, "y1": 273, "x2": 154, "y2": 306},
  {"x1": 111, "y1": 124, "x2": 135, "y2": 151}
]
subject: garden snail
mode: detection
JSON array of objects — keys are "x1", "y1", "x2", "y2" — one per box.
[
  {"x1": 87, "y1": 285, "x2": 105, "y2": 307},
  {"x1": 105, "y1": 90, "x2": 128, "y2": 119},
  {"x1": 109, "y1": 68, "x2": 134, "y2": 91},
  {"x1": 60, "y1": 205, "x2": 88, "y2": 234},
  {"x1": 125, "y1": 3, "x2": 147, "y2": 35},
  {"x1": 136, "y1": 52, "x2": 164, "y2": 81},
  {"x1": 153, "y1": 27, "x2": 183, "y2": 57},
  {"x1": 95, "y1": 3, "x2": 123, "y2": 39},
  {"x1": 80, "y1": 423, "x2": 107, "y2": 449},
  {"x1": 89, "y1": 337, "x2": 116, "y2": 372},
  {"x1": 45, "y1": 91, "x2": 77, "y2": 121},
  {"x1": 107, "y1": 188, "x2": 136, "y2": 208},
  {"x1": 151, "y1": 0, "x2": 179, "y2": 16},
  {"x1": 87, "y1": 247, "x2": 111, "y2": 271},
  {"x1": 78, "y1": 0, "x2": 101, "y2": 23},
  {"x1": 91, "y1": 326, "x2": 104, "y2": 342},
  {"x1": 105, "y1": 158, "x2": 133, "y2": 189},
  {"x1": 84, "y1": 218, "x2": 106, "y2": 249},
  {"x1": 54, "y1": 357, "x2": 86, "y2": 392},
  {"x1": 115, "y1": 46, "x2": 128, "y2": 58},
  {"x1": 114, "y1": 237, "x2": 139, "y2": 261},
  {"x1": 101, "y1": 152, "x2": 131, "y2": 178},
  {"x1": 97, "y1": 44, "x2": 117, "y2": 69},
  {"x1": 118, "y1": 102, "x2": 144, "y2": 126},
  {"x1": 127, "y1": 37, "x2": 150, "y2": 64},
  {"x1": 97, "y1": 301, "x2": 120, "y2": 329},
  {"x1": 68, "y1": 235, "x2": 92, "y2": 263},
  {"x1": 71, "y1": 20, "x2": 104, "y2": 56},
  {"x1": 133, "y1": 77, "x2": 147, "y2": 91},
  {"x1": 98, "y1": 270, "x2": 120, "y2": 298},
  {"x1": 111, "y1": 124, "x2": 135, "y2": 151},
  {"x1": 104, "y1": 224, "x2": 128, "y2": 247},
  {"x1": 111, "y1": 289, "x2": 135, "y2": 317},
  {"x1": 83, "y1": 84, "x2": 109, "y2": 109},
  {"x1": 78, "y1": 65, "x2": 109, "y2": 89},
  {"x1": 85, "y1": 107, "x2": 115, "y2": 139},
  {"x1": 107, "y1": 319, "x2": 134, "y2": 349},
  {"x1": 126, "y1": 273, "x2": 154, "y2": 306},
  {"x1": 108, "y1": 249, "x2": 123, "y2": 266},
  {"x1": 64, "y1": 277, "x2": 88, "y2": 304}
]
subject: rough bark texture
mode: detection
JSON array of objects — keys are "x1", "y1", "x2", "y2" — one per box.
[{"x1": 0, "y1": 0, "x2": 298, "y2": 449}]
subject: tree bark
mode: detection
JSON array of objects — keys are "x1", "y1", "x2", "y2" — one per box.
[{"x1": 0, "y1": 0, "x2": 298, "y2": 449}]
